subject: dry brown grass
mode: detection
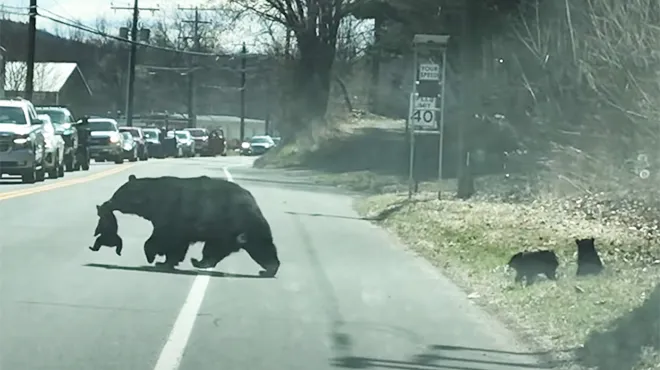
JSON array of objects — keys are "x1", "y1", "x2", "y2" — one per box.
[{"x1": 356, "y1": 190, "x2": 660, "y2": 370}]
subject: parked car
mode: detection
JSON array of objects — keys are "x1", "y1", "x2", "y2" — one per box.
[
  {"x1": 86, "y1": 118, "x2": 124, "y2": 164},
  {"x1": 240, "y1": 135, "x2": 276, "y2": 156},
  {"x1": 272, "y1": 136, "x2": 282, "y2": 146},
  {"x1": 36, "y1": 114, "x2": 65, "y2": 179},
  {"x1": 119, "y1": 126, "x2": 149, "y2": 160},
  {"x1": 120, "y1": 132, "x2": 139, "y2": 162},
  {"x1": 35, "y1": 105, "x2": 82, "y2": 172},
  {"x1": 142, "y1": 128, "x2": 164, "y2": 158},
  {"x1": 168, "y1": 130, "x2": 196, "y2": 157},
  {"x1": 0, "y1": 98, "x2": 47, "y2": 183}
]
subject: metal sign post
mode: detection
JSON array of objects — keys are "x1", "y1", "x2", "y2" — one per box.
[{"x1": 407, "y1": 34, "x2": 450, "y2": 200}]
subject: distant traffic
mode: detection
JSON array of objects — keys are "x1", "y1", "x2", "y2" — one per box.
[{"x1": 0, "y1": 97, "x2": 281, "y2": 184}]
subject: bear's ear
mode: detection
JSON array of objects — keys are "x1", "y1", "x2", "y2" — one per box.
[
  {"x1": 96, "y1": 205, "x2": 101, "y2": 211},
  {"x1": 589, "y1": 237, "x2": 595, "y2": 243},
  {"x1": 575, "y1": 238, "x2": 580, "y2": 244},
  {"x1": 128, "y1": 174, "x2": 137, "y2": 181}
]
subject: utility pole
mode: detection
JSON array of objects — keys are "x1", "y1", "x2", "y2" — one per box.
[
  {"x1": 456, "y1": 0, "x2": 477, "y2": 199},
  {"x1": 25, "y1": 0, "x2": 37, "y2": 101},
  {"x1": 111, "y1": 1, "x2": 159, "y2": 126},
  {"x1": 179, "y1": 6, "x2": 213, "y2": 128},
  {"x1": 239, "y1": 43, "x2": 246, "y2": 142}
]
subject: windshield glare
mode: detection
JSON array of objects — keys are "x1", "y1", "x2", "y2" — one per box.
[
  {"x1": 36, "y1": 110, "x2": 66, "y2": 124},
  {"x1": 251, "y1": 137, "x2": 272, "y2": 144},
  {"x1": 87, "y1": 120, "x2": 117, "y2": 131},
  {"x1": 121, "y1": 128, "x2": 140, "y2": 137},
  {"x1": 0, "y1": 106, "x2": 27, "y2": 124},
  {"x1": 143, "y1": 131, "x2": 158, "y2": 139},
  {"x1": 186, "y1": 129, "x2": 206, "y2": 137}
]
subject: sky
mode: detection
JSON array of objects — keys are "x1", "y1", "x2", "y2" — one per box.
[
  {"x1": 1, "y1": 0, "x2": 267, "y2": 53},
  {"x1": 1, "y1": 0, "x2": 373, "y2": 55}
]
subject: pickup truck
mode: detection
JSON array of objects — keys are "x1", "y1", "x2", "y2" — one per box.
[{"x1": 0, "y1": 98, "x2": 48, "y2": 183}]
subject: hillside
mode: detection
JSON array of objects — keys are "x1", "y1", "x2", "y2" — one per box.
[
  {"x1": 0, "y1": 19, "x2": 275, "y2": 118},
  {"x1": 0, "y1": 19, "x2": 100, "y2": 67}
]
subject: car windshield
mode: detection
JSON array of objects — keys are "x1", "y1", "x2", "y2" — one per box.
[
  {"x1": 143, "y1": 130, "x2": 158, "y2": 139},
  {"x1": 36, "y1": 109, "x2": 67, "y2": 124},
  {"x1": 121, "y1": 128, "x2": 140, "y2": 137},
  {"x1": 175, "y1": 132, "x2": 188, "y2": 139},
  {"x1": 87, "y1": 120, "x2": 116, "y2": 131},
  {"x1": 121, "y1": 133, "x2": 132, "y2": 140},
  {"x1": 250, "y1": 137, "x2": 272, "y2": 144},
  {"x1": 186, "y1": 129, "x2": 206, "y2": 137},
  {"x1": 0, "y1": 106, "x2": 27, "y2": 124}
]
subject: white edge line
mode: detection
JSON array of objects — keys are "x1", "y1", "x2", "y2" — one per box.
[
  {"x1": 222, "y1": 167, "x2": 234, "y2": 182},
  {"x1": 152, "y1": 166, "x2": 234, "y2": 370}
]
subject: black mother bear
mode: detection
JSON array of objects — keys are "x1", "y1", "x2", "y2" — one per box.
[{"x1": 99, "y1": 174, "x2": 280, "y2": 277}]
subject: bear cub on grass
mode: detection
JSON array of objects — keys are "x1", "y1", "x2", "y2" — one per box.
[
  {"x1": 89, "y1": 204, "x2": 123, "y2": 256},
  {"x1": 575, "y1": 237, "x2": 604, "y2": 276},
  {"x1": 507, "y1": 249, "x2": 559, "y2": 286}
]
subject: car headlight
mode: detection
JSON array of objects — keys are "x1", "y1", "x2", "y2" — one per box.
[
  {"x1": 241, "y1": 142, "x2": 250, "y2": 149},
  {"x1": 13, "y1": 136, "x2": 31, "y2": 148},
  {"x1": 109, "y1": 135, "x2": 120, "y2": 143}
]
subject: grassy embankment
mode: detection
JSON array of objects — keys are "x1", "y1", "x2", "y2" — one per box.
[{"x1": 255, "y1": 114, "x2": 660, "y2": 370}]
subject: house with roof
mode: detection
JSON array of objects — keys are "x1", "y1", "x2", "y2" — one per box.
[{"x1": 3, "y1": 61, "x2": 92, "y2": 113}]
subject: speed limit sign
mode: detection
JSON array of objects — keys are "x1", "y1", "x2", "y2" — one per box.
[{"x1": 411, "y1": 96, "x2": 436, "y2": 128}]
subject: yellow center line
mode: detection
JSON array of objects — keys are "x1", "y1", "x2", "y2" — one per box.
[{"x1": 0, "y1": 164, "x2": 138, "y2": 201}]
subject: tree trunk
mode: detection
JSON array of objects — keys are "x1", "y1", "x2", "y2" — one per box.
[{"x1": 290, "y1": 33, "x2": 335, "y2": 127}]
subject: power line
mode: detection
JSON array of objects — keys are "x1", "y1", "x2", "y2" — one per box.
[
  {"x1": 181, "y1": 7, "x2": 207, "y2": 128},
  {"x1": 111, "y1": 0, "x2": 160, "y2": 126},
  {"x1": 38, "y1": 11, "x2": 275, "y2": 64},
  {"x1": 38, "y1": 7, "x2": 102, "y2": 31},
  {"x1": 37, "y1": 12, "x2": 221, "y2": 57},
  {"x1": 178, "y1": 6, "x2": 218, "y2": 128}
]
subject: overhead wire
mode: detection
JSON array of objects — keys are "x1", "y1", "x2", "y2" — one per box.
[
  {"x1": 37, "y1": 9, "x2": 275, "y2": 66},
  {"x1": 38, "y1": 7, "x2": 102, "y2": 31},
  {"x1": 4, "y1": 6, "x2": 276, "y2": 73},
  {"x1": 36, "y1": 9, "x2": 223, "y2": 57}
]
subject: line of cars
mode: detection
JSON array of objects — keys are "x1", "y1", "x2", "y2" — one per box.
[
  {"x1": 0, "y1": 98, "x2": 230, "y2": 184},
  {"x1": 0, "y1": 98, "x2": 92, "y2": 184},
  {"x1": 83, "y1": 121, "x2": 228, "y2": 164}
]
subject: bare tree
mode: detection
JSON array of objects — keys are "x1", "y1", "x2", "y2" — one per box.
[
  {"x1": 4, "y1": 62, "x2": 27, "y2": 92},
  {"x1": 230, "y1": 0, "x2": 360, "y2": 131},
  {"x1": 4, "y1": 62, "x2": 63, "y2": 96}
]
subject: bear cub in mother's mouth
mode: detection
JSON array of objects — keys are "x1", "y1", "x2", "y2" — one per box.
[{"x1": 89, "y1": 204, "x2": 123, "y2": 256}]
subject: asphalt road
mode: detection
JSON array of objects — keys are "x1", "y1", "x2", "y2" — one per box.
[{"x1": 0, "y1": 156, "x2": 550, "y2": 370}]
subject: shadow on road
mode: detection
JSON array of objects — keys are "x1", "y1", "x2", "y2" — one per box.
[
  {"x1": 231, "y1": 175, "x2": 357, "y2": 195},
  {"x1": 331, "y1": 343, "x2": 570, "y2": 369},
  {"x1": 285, "y1": 211, "x2": 369, "y2": 221},
  {"x1": 83, "y1": 263, "x2": 269, "y2": 279}
]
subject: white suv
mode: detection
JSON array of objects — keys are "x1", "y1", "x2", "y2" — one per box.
[{"x1": 0, "y1": 98, "x2": 47, "y2": 183}]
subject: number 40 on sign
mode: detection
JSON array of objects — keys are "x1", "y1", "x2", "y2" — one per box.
[{"x1": 411, "y1": 96, "x2": 436, "y2": 127}]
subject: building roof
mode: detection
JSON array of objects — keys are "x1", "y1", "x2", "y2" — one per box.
[{"x1": 3, "y1": 62, "x2": 92, "y2": 96}]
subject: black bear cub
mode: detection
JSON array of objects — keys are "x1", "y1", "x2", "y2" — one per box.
[
  {"x1": 575, "y1": 237, "x2": 604, "y2": 276},
  {"x1": 507, "y1": 249, "x2": 559, "y2": 286},
  {"x1": 89, "y1": 204, "x2": 123, "y2": 256}
]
